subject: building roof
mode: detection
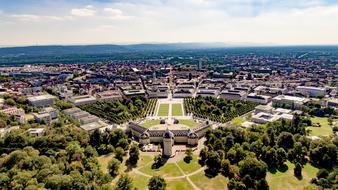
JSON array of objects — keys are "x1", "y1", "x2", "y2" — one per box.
[
  {"x1": 273, "y1": 95, "x2": 308, "y2": 102},
  {"x1": 27, "y1": 94, "x2": 56, "y2": 102}
]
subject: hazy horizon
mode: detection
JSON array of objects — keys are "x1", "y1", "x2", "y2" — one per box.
[{"x1": 1, "y1": 0, "x2": 338, "y2": 46}]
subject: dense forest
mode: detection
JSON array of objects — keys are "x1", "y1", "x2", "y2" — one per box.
[
  {"x1": 200, "y1": 115, "x2": 338, "y2": 190},
  {"x1": 0, "y1": 122, "x2": 133, "y2": 190}
]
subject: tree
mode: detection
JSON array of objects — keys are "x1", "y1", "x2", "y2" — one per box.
[
  {"x1": 115, "y1": 174, "x2": 133, "y2": 190},
  {"x1": 205, "y1": 151, "x2": 221, "y2": 176},
  {"x1": 221, "y1": 159, "x2": 231, "y2": 177},
  {"x1": 5, "y1": 98, "x2": 15, "y2": 106},
  {"x1": 199, "y1": 147, "x2": 208, "y2": 165},
  {"x1": 152, "y1": 155, "x2": 164, "y2": 169},
  {"x1": 238, "y1": 157, "x2": 267, "y2": 180},
  {"x1": 288, "y1": 142, "x2": 307, "y2": 164},
  {"x1": 256, "y1": 179, "x2": 269, "y2": 190},
  {"x1": 184, "y1": 148, "x2": 193, "y2": 163},
  {"x1": 148, "y1": 176, "x2": 167, "y2": 190},
  {"x1": 294, "y1": 162, "x2": 302, "y2": 177},
  {"x1": 277, "y1": 132, "x2": 295, "y2": 150},
  {"x1": 227, "y1": 178, "x2": 246, "y2": 190},
  {"x1": 115, "y1": 147, "x2": 125, "y2": 162},
  {"x1": 108, "y1": 158, "x2": 121, "y2": 178},
  {"x1": 128, "y1": 144, "x2": 139, "y2": 166}
]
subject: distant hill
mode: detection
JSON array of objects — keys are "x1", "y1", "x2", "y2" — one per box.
[{"x1": 0, "y1": 43, "x2": 229, "y2": 56}]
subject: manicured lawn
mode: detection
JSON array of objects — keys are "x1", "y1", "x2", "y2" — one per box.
[
  {"x1": 129, "y1": 172, "x2": 193, "y2": 190},
  {"x1": 177, "y1": 155, "x2": 201, "y2": 174},
  {"x1": 158, "y1": 104, "x2": 169, "y2": 116},
  {"x1": 231, "y1": 117, "x2": 247, "y2": 126},
  {"x1": 179, "y1": 119, "x2": 199, "y2": 128},
  {"x1": 129, "y1": 172, "x2": 149, "y2": 190},
  {"x1": 266, "y1": 161, "x2": 319, "y2": 190},
  {"x1": 172, "y1": 103, "x2": 183, "y2": 116},
  {"x1": 136, "y1": 155, "x2": 153, "y2": 168},
  {"x1": 190, "y1": 172, "x2": 228, "y2": 190},
  {"x1": 167, "y1": 178, "x2": 193, "y2": 190},
  {"x1": 307, "y1": 117, "x2": 333, "y2": 136},
  {"x1": 141, "y1": 119, "x2": 161, "y2": 128},
  {"x1": 139, "y1": 162, "x2": 184, "y2": 177}
]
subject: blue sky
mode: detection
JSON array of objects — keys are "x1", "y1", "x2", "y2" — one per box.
[{"x1": 1, "y1": 0, "x2": 338, "y2": 46}]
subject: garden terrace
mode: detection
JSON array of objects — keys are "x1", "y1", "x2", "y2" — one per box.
[
  {"x1": 79, "y1": 98, "x2": 157, "y2": 124},
  {"x1": 184, "y1": 96, "x2": 257, "y2": 123}
]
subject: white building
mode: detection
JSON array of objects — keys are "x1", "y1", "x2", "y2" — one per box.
[
  {"x1": 27, "y1": 94, "x2": 56, "y2": 107},
  {"x1": 328, "y1": 98, "x2": 338, "y2": 108},
  {"x1": 96, "y1": 90, "x2": 123, "y2": 102},
  {"x1": 220, "y1": 90, "x2": 246, "y2": 100},
  {"x1": 272, "y1": 95, "x2": 308, "y2": 110},
  {"x1": 27, "y1": 128, "x2": 46, "y2": 136},
  {"x1": 69, "y1": 95, "x2": 97, "y2": 106},
  {"x1": 33, "y1": 112, "x2": 52, "y2": 124},
  {"x1": 296, "y1": 86, "x2": 326, "y2": 97},
  {"x1": 246, "y1": 93, "x2": 271, "y2": 104}
]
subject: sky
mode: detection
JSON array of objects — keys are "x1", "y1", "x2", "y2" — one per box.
[{"x1": 0, "y1": 0, "x2": 338, "y2": 46}]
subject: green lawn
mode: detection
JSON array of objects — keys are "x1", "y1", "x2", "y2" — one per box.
[
  {"x1": 177, "y1": 155, "x2": 201, "y2": 174},
  {"x1": 136, "y1": 155, "x2": 153, "y2": 168},
  {"x1": 139, "y1": 162, "x2": 184, "y2": 178},
  {"x1": 190, "y1": 172, "x2": 228, "y2": 190},
  {"x1": 172, "y1": 103, "x2": 183, "y2": 116},
  {"x1": 307, "y1": 117, "x2": 333, "y2": 136},
  {"x1": 129, "y1": 172, "x2": 149, "y2": 190},
  {"x1": 179, "y1": 119, "x2": 199, "y2": 128},
  {"x1": 158, "y1": 104, "x2": 169, "y2": 116},
  {"x1": 129, "y1": 172, "x2": 193, "y2": 190},
  {"x1": 267, "y1": 161, "x2": 319, "y2": 190},
  {"x1": 141, "y1": 120, "x2": 161, "y2": 128},
  {"x1": 231, "y1": 117, "x2": 247, "y2": 126},
  {"x1": 167, "y1": 178, "x2": 193, "y2": 190}
]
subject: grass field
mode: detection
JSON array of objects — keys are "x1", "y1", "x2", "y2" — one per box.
[
  {"x1": 141, "y1": 119, "x2": 161, "y2": 128},
  {"x1": 172, "y1": 103, "x2": 183, "y2": 116},
  {"x1": 130, "y1": 172, "x2": 193, "y2": 190},
  {"x1": 190, "y1": 172, "x2": 228, "y2": 190},
  {"x1": 266, "y1": 161, "x2": 319, "y2": 190},
  {"x1": 231, "y1": 117, "x2": 247, "y2": 126},
  {"x1": 179, "y1": 119, "x2": 199, "y2": 128},
  {"x1": 97, "y1": 154, "x2": 114, "y2": 173},
  {"x1": 139, "y1": 162, "x2": 184, "y2": 177},
  {"x1": 129, "y1": 172, "x2": 149, "y2": 190},
  {"x1": 307, "y1": 117, "x2": 333, "y2": 136},
  {"x1": 177, "y1": 155, "x2": 201, "y2": 174},
  {"x1": 158, "y1": 104, "x2": 169, "y2": 116}
]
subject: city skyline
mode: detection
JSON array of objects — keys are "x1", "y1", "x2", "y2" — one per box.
[{"x1": 1, "y1": 0, "x2": 338, "y2": 46}]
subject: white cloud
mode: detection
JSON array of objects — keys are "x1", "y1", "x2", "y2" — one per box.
[
  {"x1": 104, "y1": 8, "x2": 133, "y2": 20},
  {"x1": 71, "y1": 6, "x2": 96, "y2": 17},
  {"x1": 10, "y1": 14, "x2": 66, "y2": 22},
  {"x1": 11, "y1": 14, "x2": 41, "y2": 22},
  {"x1": 1, "y1": 1, "x2": 338, "y2": 45}
]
